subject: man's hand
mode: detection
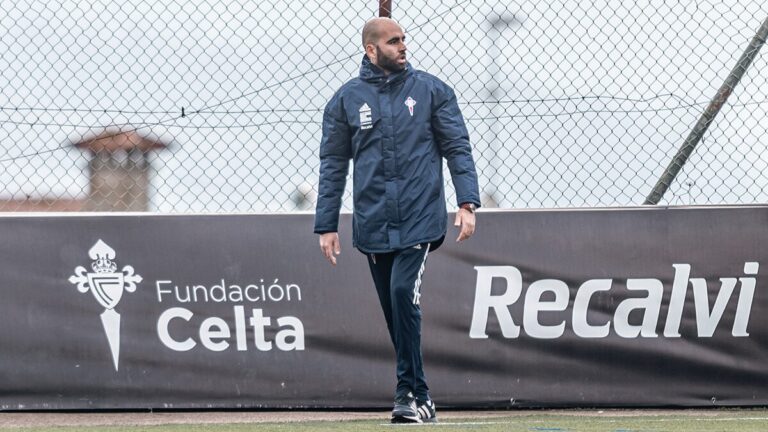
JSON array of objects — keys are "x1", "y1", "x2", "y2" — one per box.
[
  {"x1": 319, "y1": 232, "x2": 341, "y2": 266},
  {"x1": 454, "y1": 208, "x2": 476, "y2": 242}
]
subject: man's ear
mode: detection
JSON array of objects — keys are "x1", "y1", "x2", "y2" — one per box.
[{"x1": 365, "y1": 43, "x2": 376, "y2": 61}]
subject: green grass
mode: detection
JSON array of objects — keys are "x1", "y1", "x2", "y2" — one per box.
[{"x1": 5, "y1": 411, "x2": 768, "y2": 432}]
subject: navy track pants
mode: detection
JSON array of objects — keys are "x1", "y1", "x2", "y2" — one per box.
[{"x1": 366, "y1": 242, "x2": 431, "y2": 400}]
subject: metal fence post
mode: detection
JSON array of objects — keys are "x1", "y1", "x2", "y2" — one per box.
[
  {"x1": 644, "y1": 16, "x2": 768, "y2": 205},
  {"x1": 379, "y1": 0, "x2": 391, "y2": 18}
]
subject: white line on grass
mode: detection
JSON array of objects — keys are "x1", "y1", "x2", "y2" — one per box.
[
  {"x1": 379, "y1": 417, "x2": 768, "y2": 427},
  {"x1": 576, "y1": 417, "x2": 768, "y2": 423},
  {"x1": 649, "y1": 417, "x2": 768, "y2": 422}
]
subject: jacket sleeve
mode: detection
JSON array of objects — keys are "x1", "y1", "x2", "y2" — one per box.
[
  {"x1": 431, "y1": 81, "x2": 481, "y2": 208},
  {"x1": 314, "y1": 92, "x2": 352, "y2": 234}
]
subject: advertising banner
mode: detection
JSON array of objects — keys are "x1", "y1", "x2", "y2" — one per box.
[{"x1": 1, "y1": 207, "x2": 767, "y2": 409}]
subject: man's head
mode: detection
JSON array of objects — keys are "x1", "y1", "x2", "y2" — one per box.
[{"x1": 362, "y1": 18, "x2": 407, "y2": 75}]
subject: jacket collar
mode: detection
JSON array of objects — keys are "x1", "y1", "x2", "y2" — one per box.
[{"x1": 359, "y1": 55, "x2": 412, "y2": 85}]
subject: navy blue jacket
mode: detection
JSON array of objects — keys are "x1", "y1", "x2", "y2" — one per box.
[{"x1": 314, "y1": 56, "x2": 480, "y2": 253}]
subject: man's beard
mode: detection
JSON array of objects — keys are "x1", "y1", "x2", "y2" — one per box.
[{"x1": 375, "y1": 45, "x2": 406, "y2": 73}]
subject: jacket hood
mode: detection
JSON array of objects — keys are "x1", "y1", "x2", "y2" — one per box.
[{"x1": 359, "y1": 55, "x2": 412, "y2": 85}]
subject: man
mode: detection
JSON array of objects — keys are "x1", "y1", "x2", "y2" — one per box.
[{"x1": 314, "y1": 17, "x2": 480, "y2": 424}]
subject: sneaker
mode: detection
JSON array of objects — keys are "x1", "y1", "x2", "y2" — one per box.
[
  {"x1": 391, "y1": 392, "x2": 421, "y2": 423},
  {"x1": 417, "y1": 398, "x2": 437, "y2": 423}
]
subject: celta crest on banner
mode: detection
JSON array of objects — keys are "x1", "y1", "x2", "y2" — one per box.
[{"x1": 69, "y1": 239, "x2": 142, "y2": 371}]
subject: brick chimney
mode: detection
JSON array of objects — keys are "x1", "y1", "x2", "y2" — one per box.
[{"x1": 74, "y1": 130, "x2": 167, "y2": 211}]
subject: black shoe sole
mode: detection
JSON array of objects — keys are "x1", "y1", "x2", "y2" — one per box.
[{"x1": 391, "y1": 414, "x2": 422, "y2": 424}]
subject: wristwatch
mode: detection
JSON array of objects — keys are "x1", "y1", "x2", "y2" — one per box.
[{"x1": 460, "y1": 203, "x2": 476, "y2": 213}]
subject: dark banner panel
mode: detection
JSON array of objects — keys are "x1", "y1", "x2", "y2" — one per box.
[{"x1": 1, "y1": 207, "x2": 767, "y2": 409}]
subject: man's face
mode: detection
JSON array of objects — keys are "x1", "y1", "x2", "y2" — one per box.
[{"x1": 368, "y1": 23, "x2": 407, "y2": 74}]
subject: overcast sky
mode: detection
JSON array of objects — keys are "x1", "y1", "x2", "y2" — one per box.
[{"x1": 1, "y1": 0, "x2": 766, "y2": 211}]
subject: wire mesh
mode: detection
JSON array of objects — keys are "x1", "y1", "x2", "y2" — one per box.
[{"x1": 1, "y1": 0, "x2": 767, "y2": 212}]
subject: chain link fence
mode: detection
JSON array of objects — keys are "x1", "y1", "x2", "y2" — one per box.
[{"x1": 1, "y1": 0, "x2": 767, "y2": 212}]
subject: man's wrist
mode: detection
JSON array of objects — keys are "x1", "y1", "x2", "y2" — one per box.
[{"x1": 459, "y1": 202, "x2": 476, "y2": 213}]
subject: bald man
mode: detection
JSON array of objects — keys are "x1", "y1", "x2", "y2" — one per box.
[{"x1": 314, "y1": 18, "x2": 480, "y2": 423}]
